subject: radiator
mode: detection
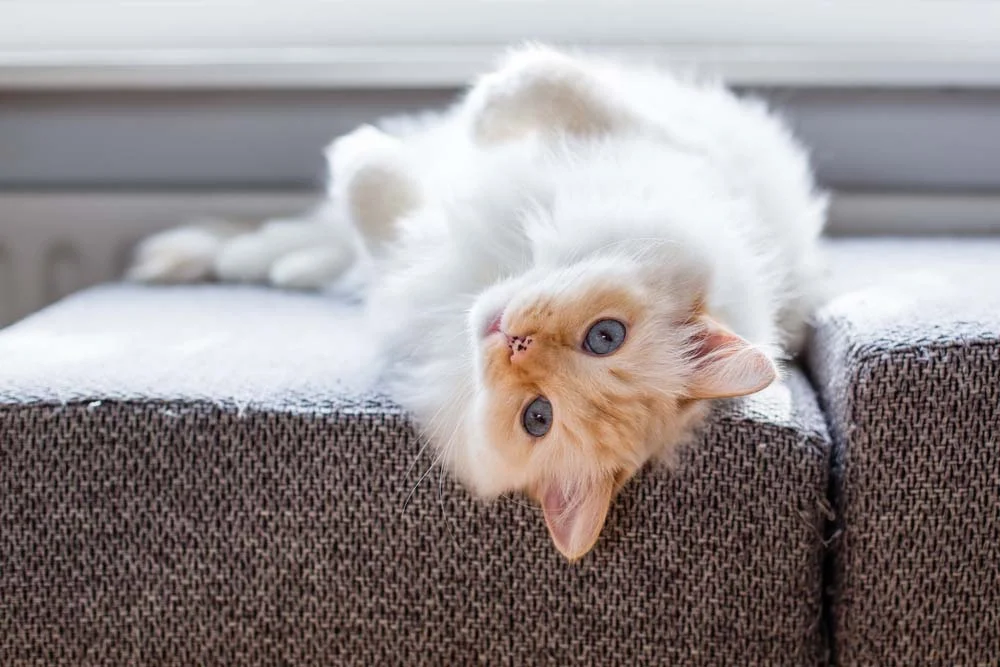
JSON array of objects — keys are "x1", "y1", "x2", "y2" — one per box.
[{"x1": 0, "y1": 192, "x2": 315, "y2": 327}]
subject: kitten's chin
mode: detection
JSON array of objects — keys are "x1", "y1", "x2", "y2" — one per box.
[
  {"x1": 459, "y1": 439, "x2": 522, "y2": 499},
  {"x1": 454, "y1": 394, "x2": 523, "y2": 498}
]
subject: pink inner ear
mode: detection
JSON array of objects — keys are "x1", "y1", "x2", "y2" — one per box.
[
  {"x1": 541, "y1": 484, "x2": 575, "y2": 547},
  {"x1": 695, "y1": 329, "x2": 740, "y2": 357},
  {"x1": 687, "y1": 315, "x2": 777, "y2": 400},
  {"x1": 538, "y1": 477, "x2": 614, "y2": 561}
]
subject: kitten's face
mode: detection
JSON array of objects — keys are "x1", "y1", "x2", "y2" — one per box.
[{"x1": 467, "y1": 256, "x2": 775, "y2": 560}]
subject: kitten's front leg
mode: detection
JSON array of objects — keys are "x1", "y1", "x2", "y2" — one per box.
[
  {"x1": 128, "y1": 124, "x2": 418, "y2": 289},
  {"x1": 126, "y1": 218, "x2": 253, "y2": 284},
  {"x1": 212, "y1": 212, "x2": 357, "y2": 288},
  {"x1": 127, "y1": 209, "x2": 359, "y2": 290},
  {"x1": 467, "y1": 46, "x2": 631, "y2": 145}
]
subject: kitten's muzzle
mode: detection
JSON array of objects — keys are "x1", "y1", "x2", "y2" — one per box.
[{"x1": 507, "y1": 335, "x2": 534, "y2": 361}]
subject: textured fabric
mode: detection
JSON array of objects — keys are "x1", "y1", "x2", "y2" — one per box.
[
  {"x1": 1, "y1": 285, "x2": 830, "y2": 665},
  {"x1": 809, "y1": 239, "x2": 1000, "y2": 666}
]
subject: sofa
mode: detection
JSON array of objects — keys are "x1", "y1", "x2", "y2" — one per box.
[{"x1": 1, "y1": 238, "x2": 997, "y2": 666}]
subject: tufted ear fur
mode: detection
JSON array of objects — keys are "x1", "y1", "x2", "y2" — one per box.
[
  {"x1": 535, "y1": 475, "x2": 615, "y2": 561},
  {"x1": 686, "y1": 314, "x2": 777, "y2": 399}
]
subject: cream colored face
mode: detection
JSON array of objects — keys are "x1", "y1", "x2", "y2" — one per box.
[
  {"x1": 469, "y1": 260, "x2": 777, "y2": 560},
  {"x1": 482, "y1": 284, "x2": 682, "y2": 559}
]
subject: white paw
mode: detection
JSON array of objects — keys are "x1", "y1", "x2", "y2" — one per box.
[
  {"x1": 268, "y1": 245, "x2": 356, "y2": 290},
  {"x1": 471, "y1": 47, "x2": 583, "y2": 109},
  {"x1": 214, "y1": 218, "x2": 355, "y2": 288},
  {"x1": 326, "y1": 124, "x2": 405, "y2": 187},
  {"x1": 126, "y1": 221, "x2": 238, "y2": 283},
  {"x1": 469, "y1": 46, "x2": 617, "y2": 143},
  {"x1": 325, "y1": 125, "x2": 419, "y2": 252},
  {"x1": 489, "y1": 46, "x2": 585, "y2": 92}
]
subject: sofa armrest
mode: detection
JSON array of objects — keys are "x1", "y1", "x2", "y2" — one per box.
[
  {"x1": 807, "y1": 239, "x2": 1000, "y2": 666},
  {"x1": 0, "y1": 284, "x2": 831, "y2": 665}
]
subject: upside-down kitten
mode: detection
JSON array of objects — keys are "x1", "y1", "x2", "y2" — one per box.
[{"x1": 129, "y1": 46, "x2": 826, "y2": 560}]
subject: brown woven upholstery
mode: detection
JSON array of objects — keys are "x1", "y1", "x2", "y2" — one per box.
[
  {"x1": 0, "y1": 286, "x2": 830, "y2": 665},
  {"x1": 808, "y1": 239, "x2": 1000, "y2": 666}
]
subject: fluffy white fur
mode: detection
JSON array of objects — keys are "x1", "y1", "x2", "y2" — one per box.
[{"x1": 130, "y1": 46, "x2": 826, "y2": 559}]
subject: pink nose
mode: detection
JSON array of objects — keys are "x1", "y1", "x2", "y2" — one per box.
[{"x1": 507, "y1": 335, "x2": 534, "y2": 360}]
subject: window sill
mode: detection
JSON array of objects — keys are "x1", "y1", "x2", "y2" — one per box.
[{"x1": 3, "y1": 44, "x2": 1000, "y2": 91}]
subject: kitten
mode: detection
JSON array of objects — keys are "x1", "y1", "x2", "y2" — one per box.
[{"x1": 128, "y1": 46, "x2": 826, "y2": 560}]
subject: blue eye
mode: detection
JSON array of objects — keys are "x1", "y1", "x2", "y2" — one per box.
[
  {"x1": 584, "y1": 319, "x2": 627, "y2": 355},
  {"x1": 522, "y1": 396, "x2": 553, "y2": 438}
]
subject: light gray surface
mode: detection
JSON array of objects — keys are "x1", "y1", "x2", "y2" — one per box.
[
  {"x1": 0, "y1": 283, "x2": 831, "y2": 665},
  {"x1": 3, "y1": 88, "x2": 1000, "y2": 190},
  {"x1": 0, "y1": 284, "x2": 380, "y2": 406},
  {"x1": 808, "y1": 238, "x2": 1000, "y2": 666}
]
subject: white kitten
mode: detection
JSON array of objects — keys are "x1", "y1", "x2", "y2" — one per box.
[{"x1": 129, "y1": 46, "x2": 826, "y2": 560}]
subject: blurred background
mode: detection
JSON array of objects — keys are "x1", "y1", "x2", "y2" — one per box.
[{"x1": 2, "y1": 0, "x2": 999, "y2": 326}]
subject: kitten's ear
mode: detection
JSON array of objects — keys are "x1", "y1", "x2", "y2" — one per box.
[
  {"x1": 536, "y1": 475, "x2": 614, "y2": 561},
  {"x1": 686, "y1": 314, "x2": 777, "y2": 399}
]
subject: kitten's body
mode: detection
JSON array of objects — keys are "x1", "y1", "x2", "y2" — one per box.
[{"x1": 130, "y1": 47, "x2": 826, "y2": 559}]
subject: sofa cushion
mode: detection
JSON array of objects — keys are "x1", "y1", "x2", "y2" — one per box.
[
  {"x1": 808, "y1": 239, "x2": 1000, "y2": 666},
  {"x1": 0, "y1": 285, "x2": 831, "y2": 666}
]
